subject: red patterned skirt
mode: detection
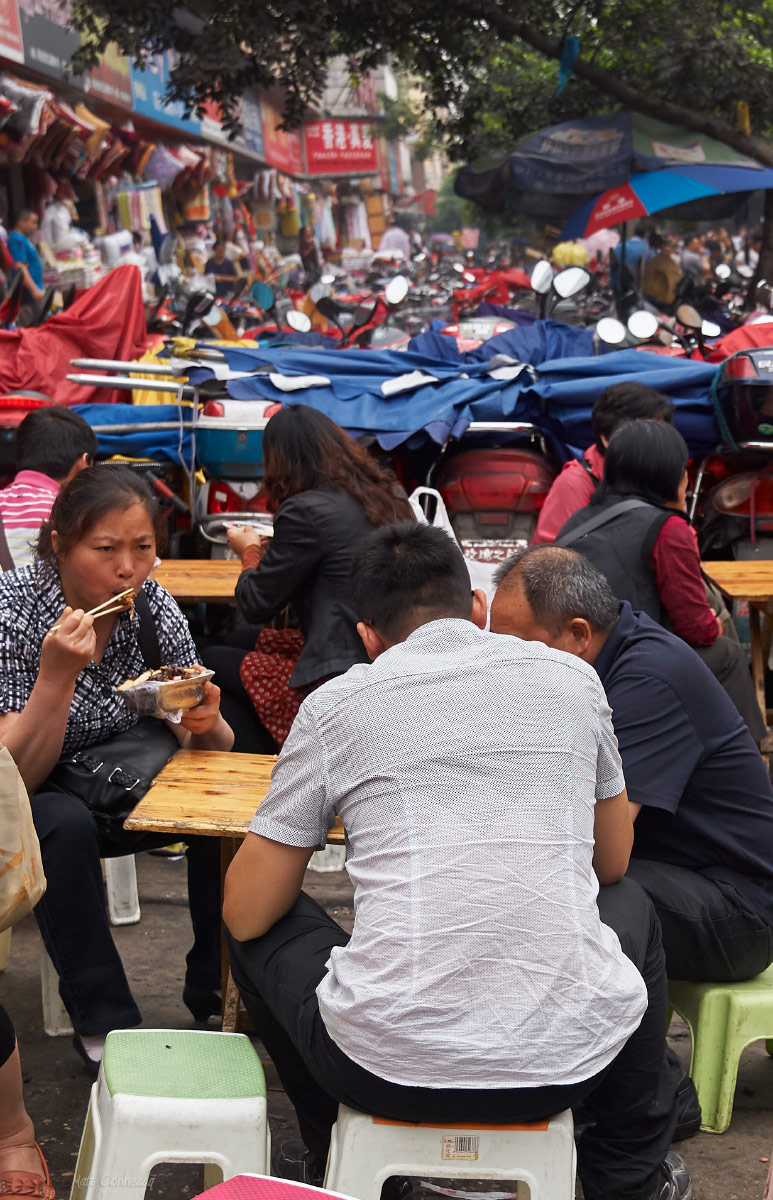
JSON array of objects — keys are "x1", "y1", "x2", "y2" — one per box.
[{"x1": 239, "y1": 628, "x2": 310, "y2": 748}]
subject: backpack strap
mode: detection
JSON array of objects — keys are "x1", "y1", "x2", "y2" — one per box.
[
  {"x1": 134, "y1": 588, "x2": 162, "y2": 670},
  {"x1": 639, "y1": 508, "x2": 679, "y2": 574},
  {"x1": 556, "y1": 498, "x2": 654, "y2": 547}
]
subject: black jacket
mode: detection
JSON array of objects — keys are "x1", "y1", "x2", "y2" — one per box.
[{"x1": 235, "y1": 488, "x2": 375, "y2": 688}]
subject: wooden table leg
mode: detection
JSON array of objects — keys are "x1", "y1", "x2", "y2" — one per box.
[{"x1": 749, "y1": 603, "x2": 769, "y2": 735}]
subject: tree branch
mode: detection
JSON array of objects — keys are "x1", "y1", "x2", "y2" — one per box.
[{"x1": 468, "y1": 3, "x2": 773, "y2": 166}]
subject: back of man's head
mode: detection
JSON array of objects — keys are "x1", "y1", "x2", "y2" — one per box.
[
  {"x1": 591, "y1": 382, "x2": 673, "y2": 453},
  {"x1": 351, "y1": 522, "x2": 473, "y2": 642},
  {"x1": 491, "y1": 544, "x2": 619, "y2": 649},
  {"x1": 16, "y1": 406, "x2": 98, "y2": 482}
]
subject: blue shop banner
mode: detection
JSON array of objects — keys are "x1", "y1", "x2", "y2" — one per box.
[{"x1": 130, "y1": 51, "x2": 202, "y2": 134}]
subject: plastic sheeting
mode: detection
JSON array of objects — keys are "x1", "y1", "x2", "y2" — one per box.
[{"x1": 0, "y1": 265, "x2": 146, "y2": 406}]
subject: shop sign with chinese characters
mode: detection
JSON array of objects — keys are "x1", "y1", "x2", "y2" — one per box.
[{"x1": 304, "y1": 120, "x2": 378, "y2": 175}]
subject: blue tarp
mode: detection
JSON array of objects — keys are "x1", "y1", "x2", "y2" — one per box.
[
  {"x1": 73, "y1": 403, "x2": 192, "y2": 464},
  {"x1": 74, "y1": 342, "x2": 721, "y2": 467}
]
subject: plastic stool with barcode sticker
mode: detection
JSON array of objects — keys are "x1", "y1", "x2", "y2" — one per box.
[{"x1": 323, "y1": 1105, "x2": 575, "y2": 1200}]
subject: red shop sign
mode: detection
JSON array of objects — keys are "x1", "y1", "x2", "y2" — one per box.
[{"x1": 304, "y1": 120, "x2": 378, "y2": 176}]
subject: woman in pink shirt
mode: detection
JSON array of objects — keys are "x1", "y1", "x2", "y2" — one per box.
[{"x1": 533, "y1": 382, "x2": 673, "y2": 544}]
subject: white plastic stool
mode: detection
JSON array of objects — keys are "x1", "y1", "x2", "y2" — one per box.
[
  {"x1": 308, "y1": 846, "x2": 346, "y2": 873},
  {"x1": 323, "y1": 1105, "x2": 576, "y2": 1200},
  {"x1": 41, "y1": 939, "x2": 73, "y2": 1036},
  {"x1": 104, "y1": 855, "x2": 141, "y2": 925},
  {"x1": 0, "y1": 927, "x2": 11, "y2": 972},
  {"x1": 70, "y1": 1029, "x2": 270, "y2": 1200}
]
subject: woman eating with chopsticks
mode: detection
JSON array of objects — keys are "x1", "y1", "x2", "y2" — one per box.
[{"x1": 0, "y1": 466, "x2": 233, "y2": 1073}]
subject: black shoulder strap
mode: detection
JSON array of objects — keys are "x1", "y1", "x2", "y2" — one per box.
[
  {"x1": 639, "y1": 509, "x2": 678, "y2": 574},
  {"x1": 0, "y1": 506, "x2": 15, "y2": 572},
  {"x1": 557, "y1": 498, "x2": 654, "y2": 547},
  {"x1": 134, "y1": 588, "x2": 161, "y2": 670}
]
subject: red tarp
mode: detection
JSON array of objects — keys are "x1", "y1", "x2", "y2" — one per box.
[
  {"x1": 0, "y1": 265, "x2": 147, "y2": 405},
  {"x1": 707, "y1": 320, "x2": 773, "y2": 362}
]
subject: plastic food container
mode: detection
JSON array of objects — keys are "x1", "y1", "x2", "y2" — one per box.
[{"x1": 117, "y1": 667, "x2": 215, "y2": 716}]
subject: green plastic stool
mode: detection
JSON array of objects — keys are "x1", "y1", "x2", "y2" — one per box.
[
  {"x1": 70, "y1": 1030, "x2": 270, "y2": 1200},
  {"x1": 668, "y1": 966, "x2": 773, "y2": 1134}
]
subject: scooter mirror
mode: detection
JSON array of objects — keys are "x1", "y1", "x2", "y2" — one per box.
[
  {"x1": 452, "y1": 262, "x2": 465, "y2": 274},
  {"x1": 627, "y1": 310, "x2": 659, "y2": 340},
  {"x1": 251, "y1": 280, "x2": 275, "y2": 310},
  {"x1": 596, "y1": 317, "x2": 627, "y2": 345},
  {"x1": 530, "y1": 260, "x2": 554, "y2": 294},
  {"x1": 200, "y1": 304, "x2": 222, "y2": 327},
  {"x1": 463, "y1": 272, "x2": 477, "y2": 283},
  {"x1": 715, "y1": 263, "x2": 732, "y2": 281},
  {"x1": 286, "y1": 310, "x2": 312, "y2": 332},
  {"x1": 413, "y1": 253, "x2": 427, "y2": 264},
  {"x1": 553, "y1": 266, "x2": 591, "y2": 299},
  {"x1": 320, "y1": 273, "x2": 336, "y2": 285},
  {"x1": 385, "y1": 275, "x2": 410, "y2": 305},
  {"x1": 737, "y1": 264, "x2": 754, "y2": 279},
  {"x1": 701, "y1": 319, "x2": 722, "y2": 338},
  {"x1": 676, "y1": 304, "x2": 702, "y2": 330}
]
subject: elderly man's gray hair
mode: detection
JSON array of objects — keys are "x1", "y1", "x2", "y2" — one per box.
[{"x1": 494, "y1": 545, "x2": 619, "y2": 635}]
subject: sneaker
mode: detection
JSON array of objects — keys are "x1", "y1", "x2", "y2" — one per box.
[
  {"x1": 272, "y1": 1138, "x2": 326, "y2": 1188},
  {"x1": 672, "y1": 1074, "x2": 701, "y2": 1142},
  {"x1": 647, "y1": 1153, "x2": 692, "y2": 1200}
]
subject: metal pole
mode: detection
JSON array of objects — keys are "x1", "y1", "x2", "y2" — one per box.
[{"x1": 66, "y1": 374, "x2": 195, "y2": 396}]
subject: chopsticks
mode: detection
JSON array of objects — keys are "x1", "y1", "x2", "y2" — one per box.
[{"x1": 50, "y1": 588, "x2": 135, "y2": 632}]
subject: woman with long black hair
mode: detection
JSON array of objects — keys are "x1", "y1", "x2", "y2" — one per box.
[
  {"x1": 203, "y1": 405, "x2": 413, "y2": 751},
  {"x1": 556, "y1": 419, "x2": 765, "y2": 739}
]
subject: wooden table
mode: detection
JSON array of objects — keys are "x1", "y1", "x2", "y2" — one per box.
[
  {"x1": 125, "y1": 749, "x2": 344, "y2": 1029},
  {"x1": 154, "y1": 559, "x2": 241, "y2": 604},
  {"x1": 702, "y1": 560, "x2": 773, "y2": 738}
]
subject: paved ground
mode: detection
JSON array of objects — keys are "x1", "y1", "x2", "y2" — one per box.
[{"x1": 2, "y1": 853, "x2": 772, "y2": 1200}]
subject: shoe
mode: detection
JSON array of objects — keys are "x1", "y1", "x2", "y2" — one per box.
[
  {"x1": 72, "y1": 1033, "x2": 104, "y2": 1079},
  {"x1": 672, "y1": 1074, "x2": 701, "y2": 1141},
  {"x1": 646, "y1": 1152, "x2": 692, "y2": 1200},
  {"x1": 381, "y1": 1178, "x2": 413, "y2": 1200},
  {"x1": 272, "y1": 1138, "x2": 326, "y2": 1187},
  {"x1": 182, "y1": 984, "x2": 222, "y2": 1024},
  {"x1": 0, "y1": 1142, "x2": 55, "y2": 1199}
]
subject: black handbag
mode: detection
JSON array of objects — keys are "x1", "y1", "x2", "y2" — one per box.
[{"x1": 46, "y1": 591, "x2": 179, "y2": 824}]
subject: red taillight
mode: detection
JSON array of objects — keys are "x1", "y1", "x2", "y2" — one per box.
[
  {"x1": 202, "y1": 400, "x2": 225, "y2": 416},
  {"x1": 712, "y1": 473, "x2": 773, "y2": 517},
  {"x1": 207, "y1": 482, "x2": 244, "y2": 514},
  {"x1": 264, "y1": 403, "x2": 282, "y2": 419},
  {"x1": 723, "y1": 355, "x2": 758, "y2": 379}
]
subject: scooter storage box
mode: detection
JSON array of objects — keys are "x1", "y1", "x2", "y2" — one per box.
[
  {"x1": 716, "y1": 349, "x2": 773, "y2": 443},
  {"x1": 196, "y1": 401, "x2": 274, "y2": 478}
]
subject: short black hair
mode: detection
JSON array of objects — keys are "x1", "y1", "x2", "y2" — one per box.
[
  {"x1": 16, "y1": 406, "x2": 98, "y2": 480},
  {"x1": 494, "y1": 545, "x2": 619, "y2": 635},
  {"x1": 597, "y1": 418, "x2": 688, "y2": 508},
  {"x1": 351, "y1": 522, "x2": 472, "y2": 639},
  {"x1": 592, "y1": 382, "x2": 673, "y2": 453}
]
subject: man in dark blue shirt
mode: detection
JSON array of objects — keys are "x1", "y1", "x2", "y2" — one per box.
[{"x1": 490, "y1": 544, "x2": 773, "y2": 984}]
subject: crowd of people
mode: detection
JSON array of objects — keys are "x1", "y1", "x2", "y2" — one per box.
[
  {"x1": 617, "y1": 219, "x2": 763, "y2": 308},
  {"x1": 1, "y1": 395, "x2": 773, "y2": 1200}
]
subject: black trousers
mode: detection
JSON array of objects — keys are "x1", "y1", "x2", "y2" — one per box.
[
  {"x1": 200, "y1": 643, "x2": 277, "y2": 755},
  {"x1": 0, "y1": 1003, "x2": 14, "y2": 1066},
  {"x1": 626, "y1": 859, "x2": 773, "y2": 982},
  {"x1": 693, "y1": 636, "x2": 767, "y2": 742},
  {"x1": 31, "y1": 789, "x2": 221, "y2": 1037},
  {"x1": 228, "y1": 880, "x2": 680, "y2": 1200}
]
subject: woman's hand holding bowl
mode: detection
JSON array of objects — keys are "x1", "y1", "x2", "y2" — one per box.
[
  {"x1": 227, "y1": 525, "x2": 265, "y2": 558},
  {"x1": 178, "y1": 679, "x2": 223, "y2": 737},
  {"x1": 42, "y1": 608, "x2": 96, "y2": 682}
]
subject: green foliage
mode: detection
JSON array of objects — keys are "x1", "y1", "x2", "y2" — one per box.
[{"x1": 67, "y1": 0, "x2": 773, "y2": 152}]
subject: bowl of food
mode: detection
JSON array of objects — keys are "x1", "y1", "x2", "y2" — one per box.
[{"x1": 117, "y1": 665, "x2": 215, "y2": 715}]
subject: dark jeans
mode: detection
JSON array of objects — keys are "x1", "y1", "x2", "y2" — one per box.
[
  {"x1": 200, "y1": 643, "x2": 276, "y2": 755},
  {"x1": 31, "y1": 789, "x2": 221, "y2": 1037},
  {"x1": 228, "y1": 880, "x2": 680, "y2": 1200},
  {"x1": 693, "y1": 637, "x2": 767, "y2": 742},
  {"x1": 626, "y1": 859, "x2": 773, "y2": 982}
]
